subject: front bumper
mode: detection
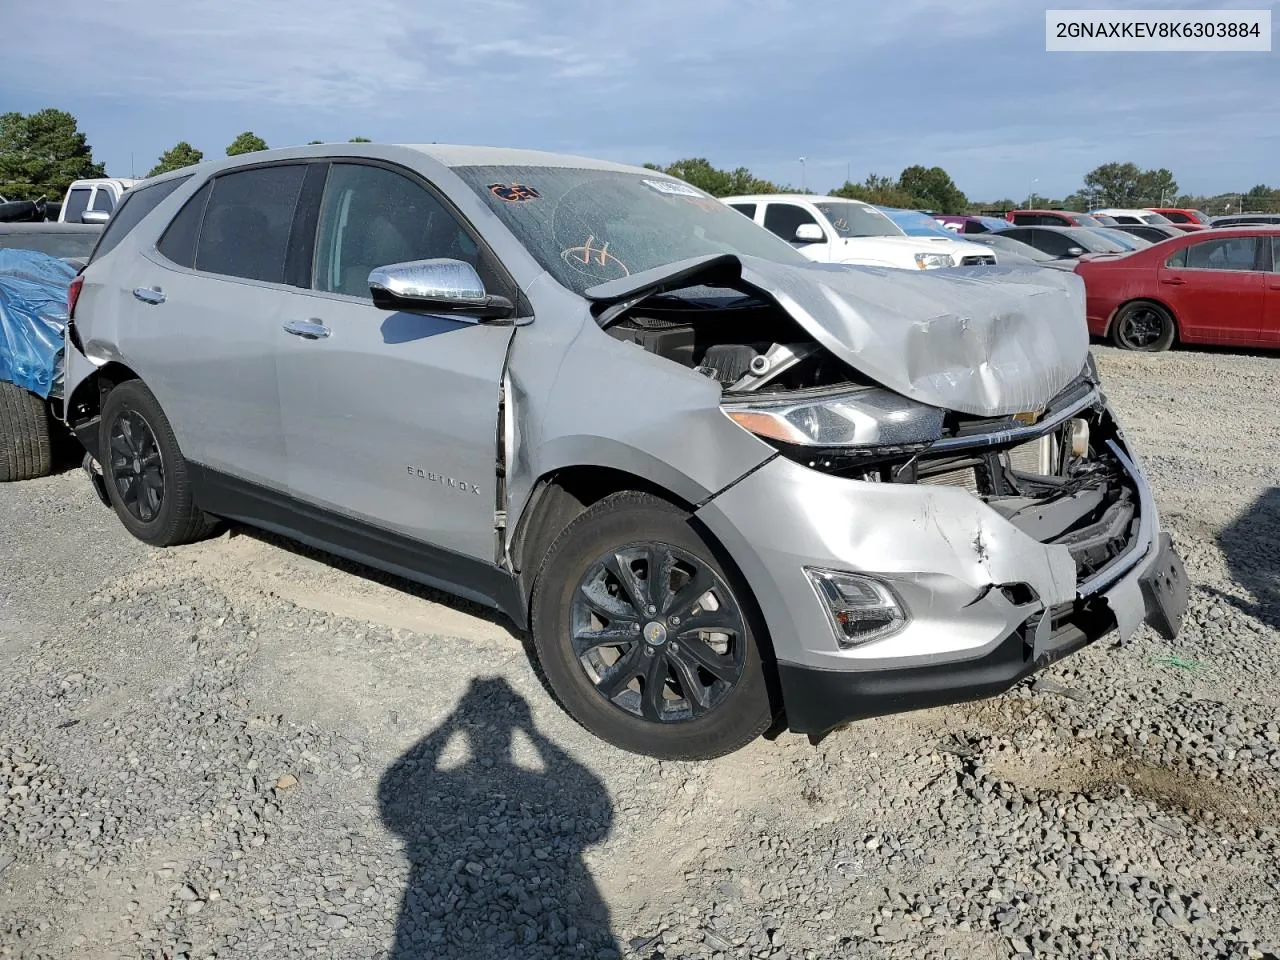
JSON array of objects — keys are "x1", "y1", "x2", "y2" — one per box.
[{"x1": 694, "y1": 400, "x2": 1188, "y2": 735}]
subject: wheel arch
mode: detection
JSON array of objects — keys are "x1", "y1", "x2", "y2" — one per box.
[{"x1": 65, "y1": 360, "x2": 143, "y2": 461}]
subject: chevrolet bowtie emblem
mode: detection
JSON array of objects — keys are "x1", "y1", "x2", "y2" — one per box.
[{"x1": 1012, "y1": 409, "x2": 1044, "y2": 426}]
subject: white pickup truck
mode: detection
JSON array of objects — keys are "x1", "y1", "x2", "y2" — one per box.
[
  {"x1": 58, "y1": 178, "x2": 138, "y2": 224},
  {"x1": 723, "y1": 194, "x2": 997, "y2": 269}
]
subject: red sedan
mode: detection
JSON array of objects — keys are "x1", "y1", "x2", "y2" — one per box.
[{"x1": 1073, "y1": 228, "x2": 1280, "y2": 351}]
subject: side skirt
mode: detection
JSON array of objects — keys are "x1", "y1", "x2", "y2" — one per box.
[{"x1": 190, "y1": 466, "x2": 527, "y2": 629}]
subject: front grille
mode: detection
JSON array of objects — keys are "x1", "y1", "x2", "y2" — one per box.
[{"x1": 960, "y1": 255, "x2": 997, "y2": 266}]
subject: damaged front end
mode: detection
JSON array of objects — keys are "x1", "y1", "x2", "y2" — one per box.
[{"x1": 585, "y1": 254, "x2": 1188, "y2": 735}]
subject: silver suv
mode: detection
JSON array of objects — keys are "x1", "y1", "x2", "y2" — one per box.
[{"x1": 64, "y1": 144, "x2": 1187, "y2": 759}]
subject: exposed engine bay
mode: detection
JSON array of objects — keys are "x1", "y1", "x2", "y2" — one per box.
[
  {"x1": 602, "y1": 286, "x2": 1138, "y2": 588},
  {"x1": 603, "y1": 290, "x2": 863, "y2": 394}
]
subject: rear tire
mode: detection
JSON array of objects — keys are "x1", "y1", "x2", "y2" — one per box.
[
  {"x1": 530, "y1": 491, "x2": 775, "y2": 759},
  {"x1": 0, "y1": 381, "x2": 52, "y2": 482},
  {"x1": 99, "y1": 380, "x2": 218, "y2": 546},
  {"x1": 1110, "y1": 301, "x2": 1176, "y2": 352}
]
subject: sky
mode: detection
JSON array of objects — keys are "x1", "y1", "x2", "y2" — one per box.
[{"x1": 2, "y1": 0, "x2": 1276, "y2": 203}]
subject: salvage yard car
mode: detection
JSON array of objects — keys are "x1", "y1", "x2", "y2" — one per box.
[
  {"x1": 1074, "y1": 227, "x2": 1280, "y2": 351},
  {"x1": 723, "y1": 194, "x2": 996, "y2": 268},
  {"x1": 63, "y1": 144, "x2": 1188, "y2": 759}
]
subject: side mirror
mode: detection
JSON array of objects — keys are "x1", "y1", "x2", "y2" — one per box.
[
  {"x1": 81, "y1": 210, "x2": 110, "y2": 225},
  {"x1": 794, "y1": 223, "x2": 825, "y2": 243},
  {"x1": 1065, "y1": 246, "x2": 1086, "y2": 257},
  {"x1": 368, "y1": 258, "x2": 515, "y2": 322}
]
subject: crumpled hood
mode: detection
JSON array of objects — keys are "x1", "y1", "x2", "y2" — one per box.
[{"x1": 585, "y1": 254, "x2": 1089, "y2": 417}]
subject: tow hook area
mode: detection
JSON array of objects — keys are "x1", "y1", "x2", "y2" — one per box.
[{"x1": 82, "y1": 453, "x2": 111, "y2": 507}]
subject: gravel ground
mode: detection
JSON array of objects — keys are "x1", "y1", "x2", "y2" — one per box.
[{"x1": 1, "y1": 346, "x2": 1278, "y2": 960}]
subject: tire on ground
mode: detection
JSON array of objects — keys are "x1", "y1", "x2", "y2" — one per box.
[
  {"x1": 1110, "y1": 301, "x2": 1177, "y2": 352},
  {"x1": 0, "y1": 381, "x2": 53, "y2": 482},
  {"x1": 530, "y1": 490, "x2": 775, "y2": 760},
  {"x1": 99, "y1": 379, "x2": 219, "y2": 546}
]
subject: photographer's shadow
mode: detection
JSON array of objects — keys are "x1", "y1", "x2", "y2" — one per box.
[{"x1": 379, "y1": 677, "x2": 616, "y2": 959}]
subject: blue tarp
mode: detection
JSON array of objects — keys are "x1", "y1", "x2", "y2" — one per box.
[{"x1": 0, "y1": 249, "x2": 76, "y2": 400}]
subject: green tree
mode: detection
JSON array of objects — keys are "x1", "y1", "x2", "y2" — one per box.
[
  {"x1": 1136, "y1": 167, "x2": 1178, "y2": 206},
  {"x1": 1082, "y1": 162, "x2": 1142, "y2": 206},
  {"x1": 651, "y1": 158, "x2": 780, "y2": 197},
  {"x1": 897, "y1": 165, "x2": 967, "y2": 213},
  {"x1": 348, "y1": 136, "x2": 372, "y2": 143},
  {"x1": 147, "y1": 141, "x2": 203, "y2": 177},
  {"x1": 831, "y1": 173, "x2": 915, "y2": 208},
  {"x1": 0, "y1": 108, "x2": 105, "y2": 200},
  {"x1": 226, "y1": 131, "x2": 269, "y2": 156},
  {"x1": 1243, "y1": 183, "x2": 1279, "y2": 212}
]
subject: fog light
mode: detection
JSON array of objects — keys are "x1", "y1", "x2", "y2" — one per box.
[
  {"x1": 805, "y1": 568, "x2": 907, "y2": 648},
  {"x1": 1068, "y1": 418, "x2": 1091, "y2": 458}
]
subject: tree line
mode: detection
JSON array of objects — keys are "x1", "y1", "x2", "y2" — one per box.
[{"x1": 2, "y1": 107, "x2": 1276, "y2": 216}]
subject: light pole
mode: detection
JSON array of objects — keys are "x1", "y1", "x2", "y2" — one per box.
[
  {"x1": 1026, "y1": 177, "x2": 1038, "y2": 209},
  {"x1": 799, "y1": 157, "x2": 807, "y2": 192}
]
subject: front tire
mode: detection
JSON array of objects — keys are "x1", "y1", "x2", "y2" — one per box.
[
  {"x1": 99, "y1": 380, "x2": 218, "y2": 546},
  {"x1": 531, "y1": 491, "x2": 774, "y2": 760},
  {"x1": 1110, "y1": 301, "x2": 1176, "y2": 352},
  {"x1": 0, "y1": 381, "x2": 52, "y2": 482}
]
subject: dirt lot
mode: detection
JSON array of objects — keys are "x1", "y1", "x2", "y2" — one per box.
[{"x1": 1, "y1": 346, "x2": 1278, "y2": 960}]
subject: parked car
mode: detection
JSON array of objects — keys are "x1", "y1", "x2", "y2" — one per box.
[
  {"x1": 962, "y1": 233, "x2": 1076, "y2": 270},
  {"x1": 1007, "y1": 209, "x2": 1110, "y2": 228},
  {"x1": 1074, "y1": 227, "x2": 1280, "y2": 351},
  {"x1": 59, "y1": 178, "x2": 138, "y2": 225},
  {"x1": 1107, "y1": 223, "x2": 1185, "y2": 245},
  {"x1": 933, "y1": 215, "x2": 1011, "y2": 234},
  {"x1": 724, "y1": 194, "x2": 996, "y2": 267},
  {"x1": 64, "y1": 144, "x2": 1186, "y2": 758},
  {"x1": 1212, "y1": 213, "x2": 1280, "y2": 228},
  {"x1": 1146, "y1": 207, "x2": 1211, "y2": 231},
  {"x1": 1000, "y1": 225, "x2": 1134, "y2": 259},
  {"x1": 1090, "y1": 208, "x2": 1175, "y2": 227},
  {"x1": 0, "y1": 223, "x2": 103, "y2": 264}
]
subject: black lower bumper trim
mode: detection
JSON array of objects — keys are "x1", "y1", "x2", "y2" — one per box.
[{"x1": 780, "y1": 536, "x2": 1188, "y2": 735}]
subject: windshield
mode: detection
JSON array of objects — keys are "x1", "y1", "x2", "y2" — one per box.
[
  {"x1": 1073, "y1": 214, "x2": 1105, "y2": 228},
  {"x1": 1141, "y1": 212, "x2": 1173, "y2": 224},
  {"x1": 451, "y1": 166, "x2": 808, "y2": 294},
  {"x1": 0, "y1": 231, "x2": 98, "y2": 259},
  {"x1": 977, "y1": 233, "x2": 1054, "y2": 261},
  {"x1": 878, "y1": 208, "x2": 955, "y2": 239},
  {"x1": 1066, "y1": 228, "x2": 1128, "y2": 253},
  {"x1": 812, "y1": 201, "x2": 901, "y2": 238},
  {"x1": 1190, "y1": 210, "x2": 1211, "y2": 224}
]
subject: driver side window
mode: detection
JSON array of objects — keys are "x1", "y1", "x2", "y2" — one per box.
[
  {"x1": 762, "y1": 203, "x2": 822, "y2": 243},
  {"x1": 313, "y1": 163, "x2": 499, "y2": 299}
]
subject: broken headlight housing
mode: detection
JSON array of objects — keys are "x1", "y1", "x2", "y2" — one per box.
[{"x1": 723, "y1": 387, "x2": 944, "y2": 448}]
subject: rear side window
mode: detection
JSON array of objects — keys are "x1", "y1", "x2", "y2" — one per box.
[
  {"x1": 1185, "y1": 236, "x2": 1258, "y2": 271},
  {"x1": 90, "y1": 188, "x2": 115, "y2": 213},
  {"x1": 1272, "y1": 237, "x2": 1280, "y2": 273},
  {"x1": 194, "y1": 165, "x2": 306, "y2": 283},
  {"x1": 91, "y1": 176, "x2": 191, "y2": 262},
  {"x1": 1165, "y1": 247, "x2": 1187, "y2": 268},
  {"x1": 728, "y1": 203, "x2": 756, "y2": 219},
  {"x1": 64, "y1": 188, "x2": 91, "y2": 222},
  {"x1": 158, "y1": 181, "x2": 212, "y2": 267}
]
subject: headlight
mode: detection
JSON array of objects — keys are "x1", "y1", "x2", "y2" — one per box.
[
  {"x1": 913, "y1": 251, "x2": 954, "y2": 270},
  {"x1": 724, "y1": 388, "x2": 944, "y2": 448}
]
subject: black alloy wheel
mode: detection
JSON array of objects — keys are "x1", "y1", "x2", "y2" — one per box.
[
  {"x1": 1111, "y1": 301, "x2": 1176, "y2": 351},
  {"x1": 570, "y1": 542, "x2": 747, "y2": 724},
  {"x1": 108, "y1": 409, "x2": 165, "y2": 522}
]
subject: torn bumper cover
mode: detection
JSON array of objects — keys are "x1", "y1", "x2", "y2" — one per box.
[{"x1": 694, "y1": 393, "x2": 1188, "y2": 736}]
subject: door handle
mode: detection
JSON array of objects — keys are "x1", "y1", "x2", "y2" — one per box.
[
  {"x1": 282, "y1": 319, "x2": 331, "y2": 340},
  {"x1": 1160, "y1": 277, "x2": 1185, "y2": 285},
  {"x1": 133, "y1": 286, "x2": 166, "y2": 304}
]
